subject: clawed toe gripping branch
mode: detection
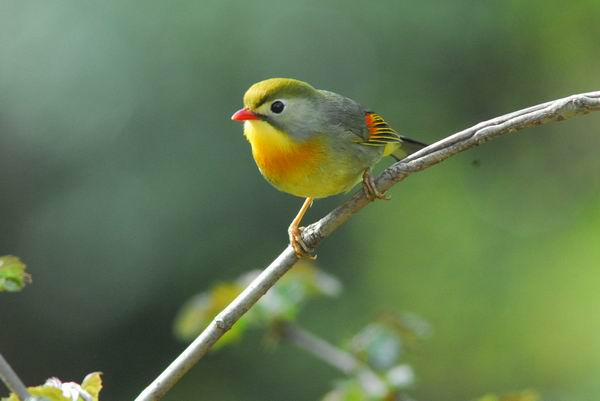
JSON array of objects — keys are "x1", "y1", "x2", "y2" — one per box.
[{"x1": 135, "y1": 91, "x2": 600, "y2": 401}]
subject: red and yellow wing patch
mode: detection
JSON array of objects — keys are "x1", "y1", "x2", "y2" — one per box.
[{"x1": 363, "y1": 112, "x2": 402, "y2": 146}]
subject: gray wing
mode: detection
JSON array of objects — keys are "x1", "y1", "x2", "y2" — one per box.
[
  {"x1": 316, "y1": 89, "x2": 427, "y2": 161},
  {"x1": 317, "y1": 90, "x2": 371, "y2": 142}
]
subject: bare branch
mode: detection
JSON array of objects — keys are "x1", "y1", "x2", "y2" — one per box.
[
  {"x1": 0, "y1": 353, "x2": 30, "y2": 401},
  {"x1": 135, "y1": 91, "x2": 600, "y2": 401},
  {"x1": 279, "y1": 322, "x2": 388, "y2": 397}
]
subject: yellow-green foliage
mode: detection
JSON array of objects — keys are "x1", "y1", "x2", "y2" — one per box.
[
  {"x1": 173, "y1": 261, "x2": 341, "y2": 346},
  {"x1": 1, "y1": 373, "x2": 102, "y2": 401},
  {"x1": 476, "y1": 390, "x2": 539, "y2": 401},
  {"x1": 0, "y1": 256, "x2": 30, "y2": 293}
]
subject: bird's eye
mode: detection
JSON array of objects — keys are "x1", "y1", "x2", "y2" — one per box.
[{"x1": 270, "y1": 100, "x2": 285, "y2": 114}]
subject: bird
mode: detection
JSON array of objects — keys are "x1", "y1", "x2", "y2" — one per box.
[{"x1": 231, "y1": 78, "x2": 427, "y2": 258}]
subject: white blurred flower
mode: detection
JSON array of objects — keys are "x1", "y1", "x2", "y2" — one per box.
[
  {"x1": 386, "y1": 364, "x2": 415, "y2": 388},
  {"x1": 44, "y1": 377, "x2": 93, "y2": 401}
]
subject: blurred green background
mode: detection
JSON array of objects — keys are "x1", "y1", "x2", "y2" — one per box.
[{"x1": 2, "y1": 1, "x2": 600, "y2": 400}]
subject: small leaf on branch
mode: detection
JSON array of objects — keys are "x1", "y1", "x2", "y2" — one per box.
[
  {"x1": 378, "y1": 312, "x2": 432, "y2": 350},
  {"x1": 322, "y1": 379, "x2": 396, "y2": 401},
  {"x1": 242, "y1": 261, "x2": 342, "y2": 323},
  {"x1": 1, "y1": 373, "x2": 103, "y2": 401},
  {"x1": 348, "y1": 312, "x2": 431, "y2": 370},
  {"x1": 173, "y1": 261, "x2": 341, "y2": 345},
  {"x1": 322, "y1": 379, "x2": 367, "y2": 401},
  {"x1": 173, "y1": 282, "x2": 247, "y2": 347},
  {"x1": 0, "y1": 256, "x2": 31, "y2": 293},
  {"x1": 349, "y1": 323, "x2": 404, "y2": 371},
  {"x1": 81, "y1": 372, "x2": 103, "y2": 400}
]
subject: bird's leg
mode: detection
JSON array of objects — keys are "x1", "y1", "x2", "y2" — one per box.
[
  {"x1": 288, "y1": 197, "x2": 316, "y2": 259},
  {"x1": 362, "y1": 169, "x2": 391, "y2": 201}
]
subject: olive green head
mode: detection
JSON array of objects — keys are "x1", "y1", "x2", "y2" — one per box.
[
  {"x1": 243, "y1": 78, "x2": 318, "y2": 110},
  {"x1": 234, "y1": 77, "x2": 367, "y2": 143},
  {"x1": 239, "y1": 78, "x2": 326, "y2": 139}
]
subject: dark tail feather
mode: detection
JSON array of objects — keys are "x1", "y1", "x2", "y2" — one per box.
[{"x1": 391, "y1": 136, "x2": 428, "y2": 161}]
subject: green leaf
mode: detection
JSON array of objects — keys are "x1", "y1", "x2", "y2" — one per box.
[
  {"x1": 348, "y1": 313, "x2": 431, "y2": 371},
  {"x1": 0, "y1": 393, "x2": 17, "y2": 401},
  {"x1": 0, "y1": 256, "x2": 30, "y2": 292},
  {"x1": 81, "y1": 372, "x2": 103, "y2": 401},
  {"x1": 286, "y1": 260, "x2": 342, "y2": 297},
  {"x1": 173, "y1": 282, "x2": 248, "y2": 348},
  {"x1": 2, "y1": 373, "x2": 104, "y2": 401},
  {"x1": 173, "y1": 261, "x2": 342, "y2": 348},
  {"x1": 322, "y1": 380, "x2": 369, "y2": 401},
  {"x1": 477, "y1": 396, "x2": 499, "y2": 401},
  {"x1": 349, "y1": 323, "x2": 403, "y2": 371},
  {"x1": 27, "y1": 386, "x2": 70, "y2": 401},
  {"x1": 242, "y1": 261, "x2": 342, "y2": 324},
  {"x1": 321, "y1": 379, "x2": 394, "y2": 401},
  {"x1": 379, "y1": 312, "x2": 432, "y2": 350}
]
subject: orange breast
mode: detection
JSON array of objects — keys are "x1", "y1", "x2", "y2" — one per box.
[
  {"x1": 255, "y1": 138, "x2": 322, "y2": 176},
  {"x1": 244, "y1": 121, "x2": 326, "y2": 195}
]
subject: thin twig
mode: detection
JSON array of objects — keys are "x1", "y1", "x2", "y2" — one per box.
[
  {"x1": 0, "y1": 353, "x2": 30, "y2": 401},
  {"x1": 135, "y1": 91, "x2": 600, "y2": 401},
  {"x1": 279, "y1": 322, "x2": 387, "y2": 397}
]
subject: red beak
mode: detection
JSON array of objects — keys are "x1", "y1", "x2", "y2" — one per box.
[{"x1": 231, "y1": 107, "x2": 259, "y2": 121}]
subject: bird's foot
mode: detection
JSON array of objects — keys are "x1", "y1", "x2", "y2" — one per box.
[
  {"x1": 362, "y1": 169, "x2": 391, "y2": 201},
  {"x1": 288, "y1": 225, "x2": 317, "y2": 260}
]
